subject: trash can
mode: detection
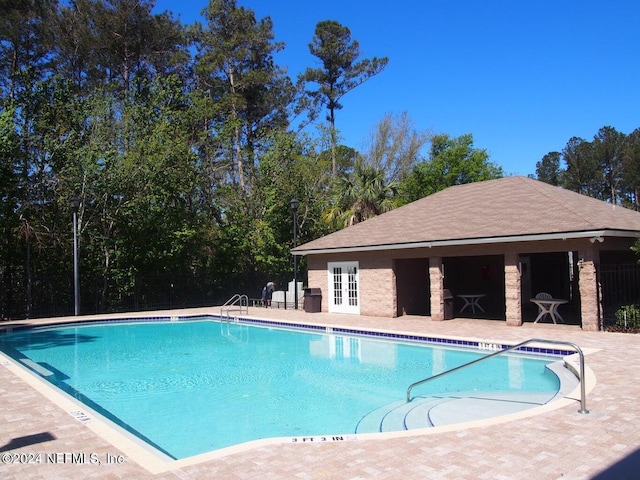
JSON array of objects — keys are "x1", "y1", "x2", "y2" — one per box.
[
  {"x1": 443, "y1": 289, "x2": 454, "y2": 320},
  {"x1": 304, "y1": 288, "x2": 322, "y2": 313}
]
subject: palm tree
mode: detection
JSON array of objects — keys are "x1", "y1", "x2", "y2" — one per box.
[{"x1": 323, "y1": 163, "x2": 399, "y2": 228}]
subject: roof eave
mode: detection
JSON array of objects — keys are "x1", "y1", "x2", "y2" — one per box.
[{"x1": 292, "y1": 229, "x2": 640, "y2": 256}]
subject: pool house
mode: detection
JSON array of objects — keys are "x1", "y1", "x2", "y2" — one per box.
[{"x1": 292, "y1": 176, "x2": 640, "y2": 331}]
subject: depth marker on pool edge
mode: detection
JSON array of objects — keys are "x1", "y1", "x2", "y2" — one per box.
[
  {"x1": 290, "y1": 434, "x2": 358, "y2": 444},
  {"x1": 69, "y1": 410, "x2": 94, "y2": 424}
]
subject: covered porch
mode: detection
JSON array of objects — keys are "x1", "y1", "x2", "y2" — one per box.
[{"x1": 392, "y1": 236, "x2": 637, "y2": 330}]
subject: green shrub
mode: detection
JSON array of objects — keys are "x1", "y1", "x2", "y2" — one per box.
[{"x1": 614, "y1": 304, "x2": 640, "y2": 329}]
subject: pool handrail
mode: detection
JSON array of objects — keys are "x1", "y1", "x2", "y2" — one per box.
[
  {"x1": 220, "y1": 294, "x2": 248, "y2": 320},
  {"x1": 406, "y1": 338, "x2": 589, "y2": 414}
]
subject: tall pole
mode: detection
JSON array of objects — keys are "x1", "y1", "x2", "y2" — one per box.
[
  {"x1": 291, "y1": 198, "x2": 299, "y2": 309},
  {"x1": 70, "y1": 197, "x2": 81, "y2": 316}
]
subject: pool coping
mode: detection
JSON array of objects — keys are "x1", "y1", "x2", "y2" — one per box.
[{"x1": 0, "y1": 313, "x2": 597, "y2": 474}]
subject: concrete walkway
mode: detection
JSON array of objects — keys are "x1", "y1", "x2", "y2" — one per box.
[{"x1": 1, "y1": 307, "x2": 639, "y2": 479}]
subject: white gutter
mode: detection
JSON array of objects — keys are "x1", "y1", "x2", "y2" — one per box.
[{"x1": 292, "y1": 229, "x2": 640, "y2": 256}]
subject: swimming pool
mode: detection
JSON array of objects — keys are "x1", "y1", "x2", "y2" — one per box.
[{"x1": 0, "y1": 317, "x2": 564, "y2": 459}]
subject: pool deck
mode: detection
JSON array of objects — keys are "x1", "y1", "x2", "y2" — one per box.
[{"x1": 1, "y1": 307, "x2": 639, "y2": 479}]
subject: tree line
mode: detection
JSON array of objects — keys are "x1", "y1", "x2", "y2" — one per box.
[
  {"x1": 0, "y1": 0, "x2": 502, "y2": 319},
  {"x1": 535, "y1": 125, "x2": 640, "y2": 209}
]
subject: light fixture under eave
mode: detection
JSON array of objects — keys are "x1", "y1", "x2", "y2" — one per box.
[{"x1": 589, "y1": 236, "x2": 604, "y2": 244}]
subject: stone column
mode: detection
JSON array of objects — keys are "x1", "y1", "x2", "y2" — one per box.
[
  {"x1": 429, "y1": 257, "x2": 445, "y2": 321},
  {"x1": 504, "y1": 251, "x2": 522, "y2": 326},
  {"x1": 578, "y1": 247, "x2": 601, "y2": 331}
]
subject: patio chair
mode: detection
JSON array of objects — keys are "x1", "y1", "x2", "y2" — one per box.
[{"x1": 535, "y1": 292, "x2": 552, "y2": 300}]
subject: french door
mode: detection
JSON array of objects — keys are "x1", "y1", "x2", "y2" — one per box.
[{"x1": 328, "y1": 261, "x2": 360, "y2": 314}]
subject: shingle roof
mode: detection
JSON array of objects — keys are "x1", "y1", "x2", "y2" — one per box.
[{"x1": 294, "y1": 176, "x2": 640, "y2": 254}]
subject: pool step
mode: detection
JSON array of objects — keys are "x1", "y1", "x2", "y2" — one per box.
[
  {"x1": 427, "y1": 393, "x2": 551, "y2": 425},
  {"x1": 547, "y1": 361, "x2": 580, "y2": 399},
  {"x1": 386, "y1": 396, "x2": 451, "y2": 430},
  {"x1": 355, "y1": 391, "x2": 555, "y2": 434},
  {"x1": 355, "y1": 396, "x2": 450, "y2": 433},
  {"x1": 355, "y1": 400, "x2": 406, "y2": 433}
]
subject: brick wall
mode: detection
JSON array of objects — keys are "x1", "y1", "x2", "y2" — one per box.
[
  {"x1": 429, "y1": 257, "x2": 444, "y2": 321},
  {"x1": 504, "y1": 251, "x2": 522, "y2": 326},
  {"x1": 358, "y1": 254, "x2": 395, "y2": 317},
  {"x1": 577, "y1": 247, "x2": 600, "y2": 331}
]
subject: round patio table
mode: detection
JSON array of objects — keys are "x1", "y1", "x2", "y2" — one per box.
[
  {"x1": 457, "y1": 294, "x2": 485, "y2": 314},
  {"x1": 530, "y1": 298, "x2": 567, "y2": 324}
]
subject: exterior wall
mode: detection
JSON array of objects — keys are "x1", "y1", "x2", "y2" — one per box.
[
  {"x1": 358, "y1": 254, "x2": 395, "y2": 317},
  {"x1": 429, "y1": 257, "x2": 444, "y2": 321},
  {"x1": 306, "y1": 252, "x2": 396, "y2": 316},
  {"x1": 307, "y1": 255, "x2": 327, "y2": 312},
  {"x1": 504, "y1": 251, "x2": 522, "y2": 326},
  {"x1": 303, "y1": 235, "x2": 629, "y2": 328},
  {"x1": 578, "y1": 246, "x2": 600, "y2": 331}
]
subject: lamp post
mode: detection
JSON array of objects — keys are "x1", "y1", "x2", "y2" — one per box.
[
  {"x1": 70, "y1": 196, "x2": 81, "y2": 316},
  {"x1": 290, "y1": 198, "x2": 299, "y2": 309}
]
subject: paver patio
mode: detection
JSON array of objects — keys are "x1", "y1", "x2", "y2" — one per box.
[{"x1": 1, "y1": 307, "x2": 639, "y2": 479}]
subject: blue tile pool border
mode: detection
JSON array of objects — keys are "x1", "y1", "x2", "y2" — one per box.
[
  {"x1": 0, "y1": 313, "x2": 575, "y2": 357},
  {"x1": 220, "y1": 316, "x2": 574, "y2": 357}
]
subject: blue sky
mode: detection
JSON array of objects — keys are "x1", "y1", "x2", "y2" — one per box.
[{"x1": 154, "y1": 0, "x2": 640, "y2": 177}]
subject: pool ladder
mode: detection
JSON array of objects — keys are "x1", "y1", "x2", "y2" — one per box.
[
  {"x1": 406, "y1": 338, "x2": 589, "y2": 414},
  {"x1": 220, "y1": 294, "x2": 248, "y2": 321}
]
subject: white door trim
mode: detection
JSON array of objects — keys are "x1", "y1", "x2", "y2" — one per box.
[{"x1": 327, "y1": 261, "x2": 360, "y2": 314}]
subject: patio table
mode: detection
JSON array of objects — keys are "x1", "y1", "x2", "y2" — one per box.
[
  {"x1": 530, "y1": 298, "x2": 568, "y2": 324},
  {"x1": 457, "y1": 294, "x2": 485, "y2": 314}
]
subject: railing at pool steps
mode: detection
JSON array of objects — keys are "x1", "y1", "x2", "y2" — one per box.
[
  {"x1": 406, "y1": 338, "x2": 589, "y2": 415},
  {"x1": 220, "y1": 294, "x2": 248, "y2": 321}
]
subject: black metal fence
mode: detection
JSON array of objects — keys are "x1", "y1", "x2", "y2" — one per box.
[
  {"x1": 6, "y1": 263, "x2": 640, "y2": 325},
  {"x1": 3, "y1": 274, "x2": 232, "y2": 320},
  {"x1": 600, "y1": 263, "x2": 640, "y2": 328},
  {"x1": 88, "y1": 274, "x2": 223, "y2": 315}
]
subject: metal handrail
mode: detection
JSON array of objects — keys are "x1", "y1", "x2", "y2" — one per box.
[
  {"x1": 406, "y1": 338, "x2": 589, "y2": 414},
  {"x1": 220, "y1": 294, "x2": 248, "y2": 320}
]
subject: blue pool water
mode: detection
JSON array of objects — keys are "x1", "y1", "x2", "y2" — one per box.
[{"x1": 0, "y1": 318, "x2": 560, "y2": 459}]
